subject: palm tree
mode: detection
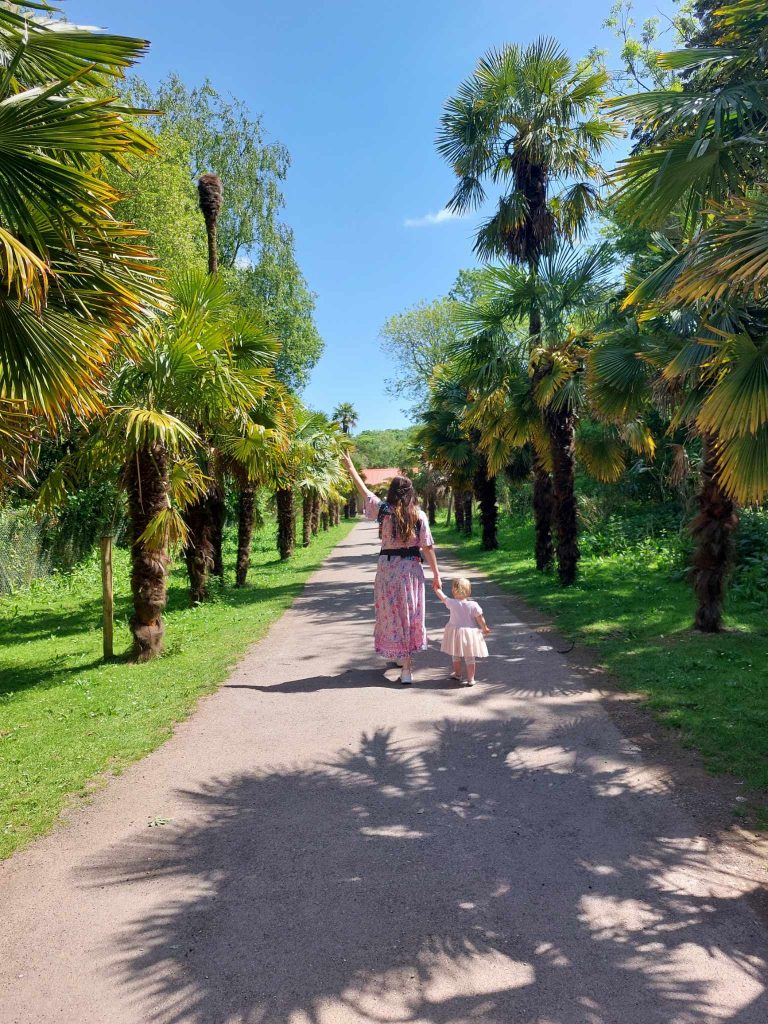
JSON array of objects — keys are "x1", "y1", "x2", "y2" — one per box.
[
  {"x1": 438, "y1": 38, "x2": 620, "y2": 569},
  {"x1": 333, "y1": 402, "x2": 359, "y2": 435},
  {"x1": 0, "y1": 7, "x2": 165, "y2": 426},
  {"x1": 198, "y1": 173, "x2": 223, "y2": 275},
  {"x1": 416, "y1": 372, "x2": 485, "y2": 544},
  {"x1": 605, "y1": 3, "x2": 768, "y2": 629},
  {"x1": 456, "y1": 245, "x2": 623, "y2": 583}
]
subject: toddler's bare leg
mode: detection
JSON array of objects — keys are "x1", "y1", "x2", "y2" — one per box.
[
  {"x1": 464, "y1": 657, "x2": 476, "y2": 686},
  {"x1": 452, "y1": 659, "x2": 462, "y2": 676}
]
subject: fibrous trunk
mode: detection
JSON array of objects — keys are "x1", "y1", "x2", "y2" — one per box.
[
  {"x1": 126, "y1": 444, "x2": 170, "y2": 661},
  {"x1": 531, "y1": 449, "x2": 554, "y2": 572},
  {"x1": 302, "y1": 493, "x2": 313, "y2": 547},
  {"x1": 184, "y1": 496, "x2": 215, "y2": 604},
  {"x1": 236, "y1": 479, "x2": 256, "y2": 587},
  {"x1": 546, "y1": 404, "x2": 579, "y2": 585},
  {"x1": 321, "y1": 509, "x2": 329, "y2": 531},
  {"x1": 473, "y1": 457, "x2": 498, "y2": 551},
  {"x1": 427, "y1": 494, "x2": 436, "y2": 527},
  {"x1": 453, "y1": 489, "x2": 464, "y2": 533},
  {"x1": 276, "y1": 487, "x2": 295, "y2": 561},
  {"x1": 209, "y1": 481, "x2": 226, "y2": 580},
  {"x1": 462, "y1": 491, "x2": 473, "y2": 536},
  {"x1": 690, "y1": 434, "x2": 738, "y2": 633},
  {"x1": 311, "y1": 494, "x2": 321, "y2": 536}
]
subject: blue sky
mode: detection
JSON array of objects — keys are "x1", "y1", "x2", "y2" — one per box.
[{"x1": 67, "y1": 0, "x2": 675, "y2": 431}]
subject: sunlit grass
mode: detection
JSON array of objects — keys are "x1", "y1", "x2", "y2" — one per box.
[
  {"x1": 434, "y1": 519, "x2": 768, "y2": 794},
  {"x1": 0, "y1": 520, "x2": 354, "y2": 859}
]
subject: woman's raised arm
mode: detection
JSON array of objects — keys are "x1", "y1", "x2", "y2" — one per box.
[{"x1": 342, "y1": 451, "x2": 375, "y2": 501}]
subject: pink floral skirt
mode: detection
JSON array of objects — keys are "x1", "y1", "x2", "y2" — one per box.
[{"x1": 373, "y1": 556, "x2": 428, "y2": 659}]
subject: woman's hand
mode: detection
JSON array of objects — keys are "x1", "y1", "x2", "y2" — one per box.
[{"x1": 432, "y1": 575, "x2": 442, "y2": 593}]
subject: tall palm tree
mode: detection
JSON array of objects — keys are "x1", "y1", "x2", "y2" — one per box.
[
  {"x1": 456, "y1": 245, "x2": 622, "y2": 583},
  {"x1": 0, "y1": 6, "x2": 165, "y2": 427},
  {"x1": 605, "y1": 2, "x2": 768, "y2": 630},
  {"x1": 438, "y1": 38, "x2": 620, "y2": 569},
  {"x1": 198, "y1": 173, "x2": 223, "y2": 275},
  {"x1": 333, "y1": 402, "x2": 359, "y2": 435}
]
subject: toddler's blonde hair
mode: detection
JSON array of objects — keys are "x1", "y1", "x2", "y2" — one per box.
[{"x1": 452, "y1": 577, "x2": 472, "y2": 599}]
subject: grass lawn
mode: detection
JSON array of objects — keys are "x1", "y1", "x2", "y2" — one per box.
[
  {"x1": 433, "y1": 519, "x2": 768, "y2": 800},
  {"x1": 0, "y1": 520, "x2": 354, "y2": 860}
]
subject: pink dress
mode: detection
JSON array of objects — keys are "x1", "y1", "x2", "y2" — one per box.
[
  {"x1": 441, "y1": 598, "x2": 489, "y2": 660},
  {"x1": 364, "y1": 494, "x2": 434, "y2": 659}
]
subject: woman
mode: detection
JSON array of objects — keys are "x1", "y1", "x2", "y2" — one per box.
[{"x1": 343, "y1": 452, "x2": 441, "y2": 684}]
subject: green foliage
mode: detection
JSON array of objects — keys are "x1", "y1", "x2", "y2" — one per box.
[
  {"x1": 107, "y1": 128, "x2": 207, "y2": 281},
  {"x1": 352, "y1": 428, "x2": 418, "y2": 469},
  {"x1": 114, "y1": 73, "x2": 322, "y2": 392},
  {"x1": 379, "y1": 297, "x2": 460, "y2": 414},
  {"x1": 0, "y1": 519, "x2": 355, "y2": 859},
  {"x1": 0, "y1": 506, "x2": 49, "y2": 594}
]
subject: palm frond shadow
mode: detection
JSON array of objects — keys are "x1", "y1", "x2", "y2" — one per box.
[{"x1": 80, "y1": 717, "x2": 767, "y2": 1024}]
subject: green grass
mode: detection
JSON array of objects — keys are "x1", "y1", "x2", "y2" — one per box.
[
  {"x1": 0, "y1": 520, "x2": 354, "y2": 859},
  {"x1": 434, "y1": 519, "x2": 768, "y2": 795}
]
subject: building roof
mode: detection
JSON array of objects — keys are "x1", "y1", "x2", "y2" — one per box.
[{"x1": 361, "y1": 467, "x2": 400, "y2": 487}]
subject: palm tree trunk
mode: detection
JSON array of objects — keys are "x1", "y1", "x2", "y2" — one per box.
[
  {"x1": 236, "y1": 479, "x2": 256, "y2": 587},
  {"x1": 453, "y1": 488, "x2": 464, "y2": 533},
  {"x1": 333, "y1": 502, "x2": 340, "y2": 526},
  {"x1": 184, "y1": 497, "x2": 215, "y2": 604},
  {"x1": 126, "y1": 443, "x2": 170, "y2": 661},
  {"x1": 276, "y1": 487, "x2": 295, "y2": 560},
  {"x1": 209, "y1": 481, "x2": 225, "y2": 581},
  {"x1": 462, "y1": 491, "x2": 473, "y2": 536},
  {"x1": 427, "y1": 493, "x2": 437, "y2": 527},
  {"x1": 302, "y1": 493, "x2": 313, "y2": 547},
  {"x1": 473, "y1": 457, "x2": 498, "y2": 551},
  {"x1": 312, "y1": 494, "x2": 321, "y2": 536},
  {"x1": 690, "y1": 434, "x2": 738, "y2": 632},
  {"x1": 321, "y1": 508, "x2": 329, "y2": 531},
  {"x1": 530, "y1": 305, "x2": 554, "y2": 573},
  {"x1": 546, "y1": 404, "x2": 579, "y2": 585},
  {"x1": 532, "y1": 451, "x2": 554, "y2": 572}
]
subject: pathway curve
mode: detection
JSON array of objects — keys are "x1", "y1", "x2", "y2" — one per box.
[{"x1": 1, "y1": 521, "x2": 767, "y2": 1024}]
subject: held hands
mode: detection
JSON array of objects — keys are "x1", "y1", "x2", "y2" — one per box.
[{"x1": 432, "y1": 576, "x2": 442, "y2": 593}]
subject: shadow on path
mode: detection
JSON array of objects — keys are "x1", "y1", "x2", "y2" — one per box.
[{"x1": 83, "y1": 717, "x2": 767, "y2": 1024}]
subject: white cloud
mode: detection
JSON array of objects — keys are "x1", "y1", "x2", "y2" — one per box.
[{"x1": 403, "y1": 207, "x2": 465, "y2": 228}]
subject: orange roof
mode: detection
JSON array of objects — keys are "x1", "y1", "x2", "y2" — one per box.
[{"x1": 362, "y1": 467, "x2": 401, "y2": 487}]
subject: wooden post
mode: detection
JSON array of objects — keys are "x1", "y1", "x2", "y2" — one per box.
[{"x1": 101, "y1": 535, "x2": 114, "y2": 660}]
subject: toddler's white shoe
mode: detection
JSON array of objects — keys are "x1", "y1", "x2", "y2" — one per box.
[
  {"x1": 399, "y1": 670, "x2": 413, "y2": 686},
  {"x1": 449, "y1": 671, "x2": 461, "y2": 682}
]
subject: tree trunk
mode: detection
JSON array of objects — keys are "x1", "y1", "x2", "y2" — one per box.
[
  {"x1": 529, "y1": 303, "x2": 554, "y2": 573},
  {"x1": 302, "y1": 493, "x2": 313, "y2": 547},
  {"x1": 209, "y1": 481, "x2": 226, "y2": 581},
  {"x1": 462, "y1": 491, "x2": 473, "y2": 536},
  {"x1": 126, "y1": 444, "x2": 170, "y2": 661},
  {"x1": 333, "y1": 502, "x2": 340, "y2": 526},
  {"x1": 473, "y1": 457, "x2": 498, "y2": 551},
  {"x1": 276, "y1": 487, "x2": 295, "y2": 560},
  {"x1": 690, "y1": 434, "x2": 738, "y2": 633},
  {"x1": 546, "y1": 404, "x2": 579, "y2": 585},
  {"x1": 321, "y1": 509, "x2": 329, "y2": 531},
  {"x1": 311, "y1": 494, "x2": 321, "y2": 536},
  {"x1": 445, "y1": 492, "x2": 453, "y2": 526},
  {"x1": 531, "y1": 448, "x2": 554, "y2": 573},
  {"x1": 427, "y1": 493, "x2": 436, "y2": 527},
  {"x1": 453, "y1": 489, "x2": 464, "y2": 533},
  {"x1": 235, "y1": 479, "x2": 256, "y2": 587},
  {"x1": 184, "y1": 496, "x2": 215, "y2": 604}
]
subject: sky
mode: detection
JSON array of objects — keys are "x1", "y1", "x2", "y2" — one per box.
[{"x1": 66, "y1": 0, "x2": 675, "y2": 432}]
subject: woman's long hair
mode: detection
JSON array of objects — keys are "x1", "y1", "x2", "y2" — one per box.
[{"x1": 386, "y1": 475, "x2": 419, "y2": 541}]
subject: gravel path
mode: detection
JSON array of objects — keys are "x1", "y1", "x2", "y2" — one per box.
[{"x1": 1, "y1": 520, "x2": 766, "y2": 1024}]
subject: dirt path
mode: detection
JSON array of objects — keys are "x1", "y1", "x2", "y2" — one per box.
[{"x1": 1, "y1": 520, "x2": 766, "y2": 1024}]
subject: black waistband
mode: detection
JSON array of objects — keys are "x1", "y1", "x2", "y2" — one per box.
[{"x1": 379, "y1": 546, "x2": 422, "y2": 561}]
